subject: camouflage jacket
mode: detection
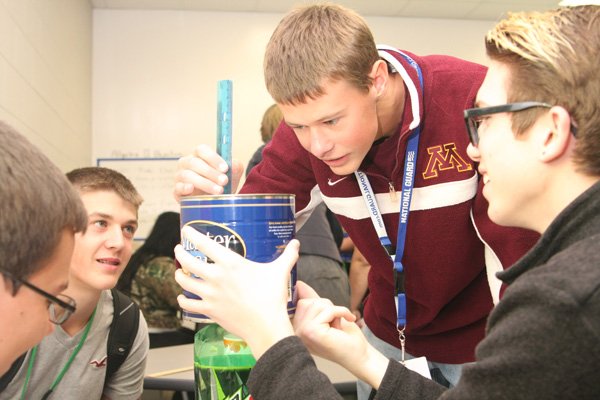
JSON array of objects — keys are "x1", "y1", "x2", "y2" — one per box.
[{"x1": 131, "y1": 256, "x2": 181, "y2": 330}]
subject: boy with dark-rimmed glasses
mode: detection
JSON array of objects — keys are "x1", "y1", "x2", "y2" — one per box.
[
  {"x1": 0, "y1": 121, "x2": 87, "y2": 376},
  {"x1": 1, "y1": 167, "x2": 150, "y2": 399}
]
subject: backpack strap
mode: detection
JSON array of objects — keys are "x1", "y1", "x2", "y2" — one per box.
[{"x1": 104, "y1": 288, "x2": 140, "y2": 388}]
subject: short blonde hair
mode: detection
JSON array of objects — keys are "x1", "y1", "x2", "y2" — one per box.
[
  {"x1": 486, "y1": 5, "x2": 600, "y2": 175},
  {"x1": 260, "y1": 104, "x2": 283, "y2": 143},
  {"x1": 66, "y1": 167, "x2": 143, "y2": 211},
  {"x1": 264, "y1": 3, "x2": 379, "y2": 105}
]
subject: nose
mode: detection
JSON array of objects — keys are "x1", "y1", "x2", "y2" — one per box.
[
  {"x1": 466, "y1": 142, "x2": 480, "y2": 162},
  {"x1": 105, "y1": 226, "x2": 125, "y2": 249},
  {"x1": 309, "y1": 128, "x2": 334, "y2": 159}
]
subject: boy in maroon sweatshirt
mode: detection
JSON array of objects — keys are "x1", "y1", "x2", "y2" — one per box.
[{"x1": 174, "y1": 3, "x2": 538, "y2": 395}]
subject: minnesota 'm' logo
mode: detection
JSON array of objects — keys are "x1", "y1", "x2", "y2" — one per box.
[{"x1": 422, "y1": 143, "x2": 472, "y2": 179}]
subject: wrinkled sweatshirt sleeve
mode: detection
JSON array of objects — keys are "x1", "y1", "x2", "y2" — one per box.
[
  {"x1": 373, "y1": 359, "x2": 445, "y2": 400},
  {"x1": 247, "y1": 336, "x2": 344, "y2": 400},
  {"x1": 247, "y1": 336, "x2": 447, "y2": 400}
]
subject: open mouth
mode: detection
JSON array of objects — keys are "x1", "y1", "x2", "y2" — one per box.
[{"x1": 97, "y1": 258, "x2": 120, "y2": 266}]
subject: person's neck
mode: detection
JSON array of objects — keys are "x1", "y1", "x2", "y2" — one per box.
[
  {"x1": 376, "y1": 73, "x2": 406, "y2": 139},
  {"x1": 60, "y1": 283, "x2": 102, "y2": 337},
  {"x1": 531, "y1": 171, "x2": 599, "y2": 234}
]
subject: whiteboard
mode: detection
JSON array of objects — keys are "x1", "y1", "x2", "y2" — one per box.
[{"x1": 96, "y1": 158, "x2": 180, "y2": 241}]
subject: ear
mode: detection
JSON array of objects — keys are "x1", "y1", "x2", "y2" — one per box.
[
  {"x1": 369, "y1": 60, "x2": 389, "y2": 97},
  {"x1": 539, "y1": 106, "x2": 573, "y2": 163}
]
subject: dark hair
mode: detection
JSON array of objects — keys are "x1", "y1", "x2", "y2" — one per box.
[
  {"x1": 117, "y1": 211, "x2": 181, "y2": 295},
  {"x1": 0, "y1": 121, "x2": 87, "y2": 282}
]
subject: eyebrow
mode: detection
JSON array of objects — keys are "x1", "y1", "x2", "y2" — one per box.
[
  {"x1": 89, "y1": 212, "x2": 138, "y2": 227},
  {"x1": 286, "y1": 112, "x2": 342, "y2": 127},
  {"x1": 89, "y1": 212, "x2": 112, "y2": 219},
  {"x1": 283, "y1": 119, "x2": 302, "y2": 127}
]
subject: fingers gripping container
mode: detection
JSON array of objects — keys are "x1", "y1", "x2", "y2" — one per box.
[{"x1": 180, "y1": 194, "x2": 297, "y2": 323}]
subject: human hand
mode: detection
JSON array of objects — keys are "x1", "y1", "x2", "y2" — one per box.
[
  {"x1": 173, "y1": 144, "x2": 245, "y2": 201},
  {"x1": 293, "y1": 282, "x2": 389, "y2": 389},
  {"x1": 292, "y1": 282, "x2": 362, "y2": 365},
  {"x1": 351, "y1": 309, "x2": 365, "y2": 328},
  {"x1": 174, "y1": 225, "x2": 298, "y2": 359}
]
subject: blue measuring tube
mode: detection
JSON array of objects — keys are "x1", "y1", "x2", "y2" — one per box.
[{"x1": 217, "y1": 80, "x2": 233, "y2": 194}]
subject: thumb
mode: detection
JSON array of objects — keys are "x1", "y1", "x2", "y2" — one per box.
[
  {"x1": 296, "y1": 280, "x2": 321, "y2": 300},
  {"x1": 272, "y1": 239, "x2": 300, "y2": 276}
]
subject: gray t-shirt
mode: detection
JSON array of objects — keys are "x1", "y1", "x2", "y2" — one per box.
[{"x1": 0, "y1": 290, "x2": 149, "y2": 399}]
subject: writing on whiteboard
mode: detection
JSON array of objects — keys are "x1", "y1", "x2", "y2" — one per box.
[
  {"x1": 110, "y1": 149, "x2": 183, "y2": 159},
  {"x1": 96, "y1": 158, "x2": 180, "y2": 241}
]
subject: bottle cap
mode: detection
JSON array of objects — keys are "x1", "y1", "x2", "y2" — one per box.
[{"x1": 223, "y1": 333, "x2": 248, "y2": 353}]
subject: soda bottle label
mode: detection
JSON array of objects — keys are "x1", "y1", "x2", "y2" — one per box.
[
  {"x1": 194, "y1": 325, "x2": 256, "y2": 400},
  {"x1": 196, "y1": 365, "x2": 253, "y2": 400}
]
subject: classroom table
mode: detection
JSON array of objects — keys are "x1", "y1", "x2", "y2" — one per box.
[{"x1": 144, "y1": 343, "x2": 357, "y2": 395}]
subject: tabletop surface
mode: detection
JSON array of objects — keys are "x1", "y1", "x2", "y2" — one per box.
[{"x1": 145, "y1": 343, "x2": 356, "y2": 384}]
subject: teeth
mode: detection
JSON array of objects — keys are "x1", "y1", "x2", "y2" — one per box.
[{"x1": 483, "y1": 176, "x2": 490, "y2": 185}]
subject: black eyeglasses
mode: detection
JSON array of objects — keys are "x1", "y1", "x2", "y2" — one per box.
[
  {"x1": 1, "y1": 269, "x2": 76, "y2": 325},
  {"x1": 464, "y1": 101, "x2": 555, "y2": 146},
  {"x1": 464, "y1": 101, "x2": 580, "y2": 147}
]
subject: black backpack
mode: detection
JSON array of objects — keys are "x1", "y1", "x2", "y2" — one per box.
[
  {"x1": 104, "y1": 288, "x2": 141, "y2": 387},
  {"x1": 0, "y1": 288, "x2": 140, "y2": 391}
]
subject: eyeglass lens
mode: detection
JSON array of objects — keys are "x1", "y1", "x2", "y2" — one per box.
[{"x1": 49, "y1": 294, "x2": 76, "y2": 325}]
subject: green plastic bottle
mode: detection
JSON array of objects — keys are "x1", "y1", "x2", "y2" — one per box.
[{"x1": 194, "y1": 324, "x2": 256, "y2": 400}]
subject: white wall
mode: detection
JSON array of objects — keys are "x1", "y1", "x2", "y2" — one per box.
[
  {"x1": 0, "y1": 2, "x2": 495, "y2": 180},
  {"x1": 93, "y1": 10, "x2": 495, "y2": 173},
  {"x1": 0, "y1": 0, "x2": 92, "y2": 172}
]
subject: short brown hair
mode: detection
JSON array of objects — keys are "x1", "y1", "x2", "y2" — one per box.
[
  {"x1": 486, "y1": 5, "x2": 600, "y2": 175},
  {"x1": 264, "y1": 3, "x2": 380, "y2": 105},
  {"x1": 66, "y1": 167, "x2": 143, "y2": 212},
  {"x1": 0, "y1": 121, "x2": 87, "y2": 280},
  {"x1": 260, "y1": 104, "x2": 283, "y2": 143}
]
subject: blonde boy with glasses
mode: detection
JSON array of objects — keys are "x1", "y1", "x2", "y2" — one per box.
[{"x1": 175, "y1": 3, "x2": 539, "y2": 396}]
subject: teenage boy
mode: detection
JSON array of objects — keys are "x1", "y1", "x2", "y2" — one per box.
[
  {"x1": 0, "y1": 122, "x2": 87, "y2": 377},
  {"x1": 175, "y1": 4, "x2": 600, "y2": 399},
  {"x1": 0, "y1": 167, "x2": 149, "y2": 399},
  {"x1": 174, "y1": 3, "x2": 538, "y2": 393}
]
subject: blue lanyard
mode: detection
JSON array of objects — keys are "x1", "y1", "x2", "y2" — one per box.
[
  {"x1": 394, "y1": 127, "x2": 420, "y2": 328},
  {"x1": 356, "y1": 48, "x2": 423, "y2": 330}
]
